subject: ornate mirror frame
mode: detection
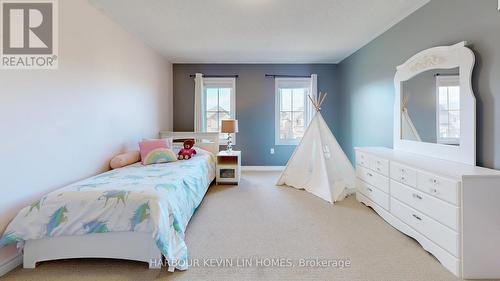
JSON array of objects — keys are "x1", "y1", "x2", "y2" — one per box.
[{"x1": 394, "y1": 41, "x2": 476, "y2": 165}]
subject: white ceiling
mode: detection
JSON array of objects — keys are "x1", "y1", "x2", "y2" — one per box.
[{"x1": 90, "y1": 0, "x2": 429, "y2": 63}]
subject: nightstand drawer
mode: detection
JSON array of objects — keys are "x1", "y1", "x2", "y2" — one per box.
[{"x1": 219, "y1": 168, "x2": 236, "y2": 179}]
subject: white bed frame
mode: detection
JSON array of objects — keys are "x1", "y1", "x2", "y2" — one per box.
[
  {"x1": 23, "y1": 132, "x2": 219, "y2": 271},
  {"x1": 159, "y1": 131, "x2": 220, "y2": 155}
]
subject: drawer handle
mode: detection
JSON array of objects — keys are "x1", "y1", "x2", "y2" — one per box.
[
  {"x1": 401, "y1": 168, "x2": 406, "y2": 173},
  {"x1": 429, "y1": 188, "x2": 438, "y2": 194},
  {"x1": 412, "y1": 214, "x2": 422, "y2": 221},
  {"x1": 376, "y1": 167, "x2": 381, "y2": 171},
  {"x1": 401, "y1": 176, "x2": 406, "y2": 182},
  {"x1": 429, "y1": 179, "x2": 439, "y2": 185},
  {"x1": 367, "y1": 172, "x2": 373, "y2": 177},
  {"x1": 367, "y1": 187, "x2": 373, "y2": 192},
  {"x1": 376, "y1": 160, "x2": 381, "y2": 164},
  {"x1": 412, "y1": 193, "x2": 423, "y2": 200}
]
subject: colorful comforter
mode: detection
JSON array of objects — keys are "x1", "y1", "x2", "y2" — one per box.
[{"x1": 0, "y1": 149, "x2": 215, "y2": 270}]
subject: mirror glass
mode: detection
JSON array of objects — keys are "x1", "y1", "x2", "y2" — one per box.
[{"x1": 401, "y1": 67, "x2": 460, "y2": 145}]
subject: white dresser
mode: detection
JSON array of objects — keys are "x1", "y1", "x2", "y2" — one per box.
[{"x1": 355, "y1": 147, "x2": 500, "y2": 279}]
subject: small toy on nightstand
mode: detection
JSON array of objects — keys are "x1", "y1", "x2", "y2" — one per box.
[{"x1": 216, "y1": 150, "x2": 241, "y2": 185}]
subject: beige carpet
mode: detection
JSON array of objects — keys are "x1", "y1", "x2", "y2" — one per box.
[{"x1": 2, "y1": 171, "x2": 460, "y2": 281}]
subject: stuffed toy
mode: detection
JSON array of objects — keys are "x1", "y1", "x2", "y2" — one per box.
[{"x1": 178, "y1": 139, "x2": 197, "y2": 160}]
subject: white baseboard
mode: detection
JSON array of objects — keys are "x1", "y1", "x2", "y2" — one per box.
[
  {"x1": 242, "y1": 166, "x2": 285, "y2": 171},
  {"x1": 0, "y1": 253, "x2": 22, "y2": 277}
]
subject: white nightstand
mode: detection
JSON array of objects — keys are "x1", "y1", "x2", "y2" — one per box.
[{"x1": 216, "y1": 150, "x2": 241, "y2": 185}]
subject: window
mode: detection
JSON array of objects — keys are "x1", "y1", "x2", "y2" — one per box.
[
  {"x1": 436, "y1": 76, "x2": 460, "y2": 145},
  {"x1": 275, "y1": 78, "x2": 313, "y2": 145},
  {"x1": 202, "y1": 78, "x2": 236, "y2": 143}
]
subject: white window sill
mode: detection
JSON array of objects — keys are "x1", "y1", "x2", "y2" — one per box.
[{"x1": 437, "y1": 140, "x2": 460, "y2": 145}]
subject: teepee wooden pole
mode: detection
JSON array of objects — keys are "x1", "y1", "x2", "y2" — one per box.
[
  {"x1": 319, "y1": 92, "x2": 327, "y2": 107},
  {"x1": 308, "y1": 95, "x2": 320, "y2": 111},
  {"x1": 402, "y1": 95, "x2": 409, "y2": 109}
]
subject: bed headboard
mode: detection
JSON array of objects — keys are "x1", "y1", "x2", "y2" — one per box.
[{"x1": 159, "y1": 131, "x2": 220, "y2": 155}]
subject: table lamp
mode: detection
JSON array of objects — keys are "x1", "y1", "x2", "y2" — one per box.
[{"x1": 221, "y1": 119, "x2": 238, "y2": 152}]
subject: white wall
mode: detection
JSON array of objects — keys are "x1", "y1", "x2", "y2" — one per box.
[{"x1": 0, "y1": 0, "x2": 173, "y2": 268}]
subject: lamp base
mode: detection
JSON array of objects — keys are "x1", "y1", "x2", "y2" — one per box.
[{"x1": 226, "y1": 134, "x2": 233, "y2": 152}]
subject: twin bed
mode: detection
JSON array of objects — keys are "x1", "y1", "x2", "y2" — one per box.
[{"x1": 0, "y1": 132, "x2": 219, "y2": 271}]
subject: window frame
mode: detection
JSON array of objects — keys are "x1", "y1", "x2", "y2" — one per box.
[
  {"x1": 274, "y1": 77, "x2": 312, "y2": 146},
  {"x1": 435, "y1": 75, "x2": 460, "y2": 145},
  {"x1": 202, "y1": 77, "x2": 236, "y2": 145}
]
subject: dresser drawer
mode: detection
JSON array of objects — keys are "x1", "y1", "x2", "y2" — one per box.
[
  {"x1": 390, "y1": 162, "x2": 417, "y2": 187},
  {"x1": 417, "y1": 171, "x2": 460, "y2": 205},
  {"x1": 357, "y1": 166, "x2": 389, "y2": 193},
  {"x1": 357, "y1": 179, "x2": 389, "y2": 210},
  {"x1": 391, "y1": 180, "x2": 459, "y2": 231},
  {"x1": 355, "y1": 152, "x2": 369, "y2": 168},
  {"x1": 391, "y1": 198, "x2": 459, "y2": 257},
  {"x1": 369, "y1": 155, "x2": 389, "y2": 176}
]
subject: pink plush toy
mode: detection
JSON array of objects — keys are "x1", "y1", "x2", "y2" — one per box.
[{"x1": 178, "y1": 139, "x2": 197, "y2": 160}]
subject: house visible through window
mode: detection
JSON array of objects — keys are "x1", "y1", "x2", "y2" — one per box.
[
  {"x1": 202, "y1": 78, "x2": 235, "y2": 143},
  {"x1": 275, "y1": 77, "x2": 314, "y2": 145},
  {"x1": 436, "y1": 75, "x2": 460, "y2": 145}
]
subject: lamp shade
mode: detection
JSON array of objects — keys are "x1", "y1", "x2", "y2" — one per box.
[{"x1": 221, "y1": 119, "x2": 239, "y2": 133}]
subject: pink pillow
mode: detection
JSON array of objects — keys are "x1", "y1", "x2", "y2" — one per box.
[
  {"x1": 110, "y1": 151, "x2": 140, "y2": 169},
  {"x1": 143, "y1": 138, "x2": 173, "y2": 148},
  {"x1": 139, "y1": 139, "x2": 176, "y2": 165}
]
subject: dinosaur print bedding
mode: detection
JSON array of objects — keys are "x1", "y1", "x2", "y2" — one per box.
[{"x1": 0, "y1": 148, "x2": 215, "y2": 270}]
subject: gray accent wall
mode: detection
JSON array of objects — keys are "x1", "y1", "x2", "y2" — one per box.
[
  {"x1": 173, "y1": 64, "x2": 340, "y2": 166},
  {"x1": 338, "y1": 0, "x2": 500, "y2": 169}
]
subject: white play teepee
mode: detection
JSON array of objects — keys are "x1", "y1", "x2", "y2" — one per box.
[
  {"x1": 400, "y1": 95, "x2": 422, "y2": 142},
  {"x1": 276, "y1": 92, "x2": 355, "y2": 203}
]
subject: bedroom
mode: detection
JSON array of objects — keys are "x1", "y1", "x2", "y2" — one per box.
[{"x1": 1, "y1": 0, "x2": 500, "y2": 280}]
